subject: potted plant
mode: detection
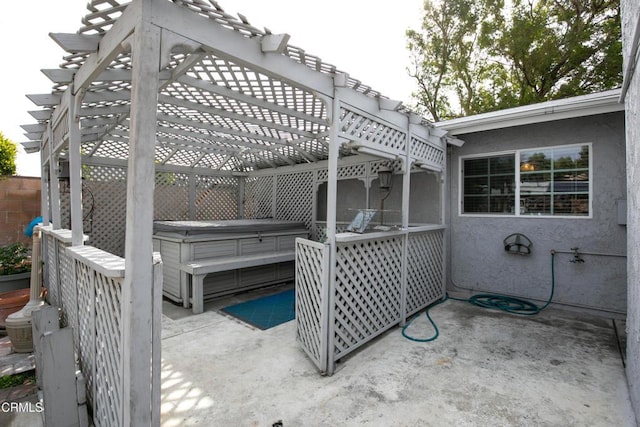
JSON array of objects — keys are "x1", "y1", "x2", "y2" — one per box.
[{"x1": 0, "y1": 243, "x2": 32, "y2": 292}]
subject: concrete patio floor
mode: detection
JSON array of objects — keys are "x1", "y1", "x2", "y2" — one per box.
[
  {"x1": 1, "y1": 283, "x2": 636, "y2": 426},
  {"x1": 161, "y1": 285, "x2": 637, "y2": 427}
]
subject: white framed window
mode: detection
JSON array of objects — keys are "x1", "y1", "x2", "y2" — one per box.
[{"x1": 460, "y1": 143, "x2": 591, "y2": 217}]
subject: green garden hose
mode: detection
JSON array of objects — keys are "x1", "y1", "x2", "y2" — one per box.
[{"x1": 402, "y1": 251, "x2": 556, "y2": 342}]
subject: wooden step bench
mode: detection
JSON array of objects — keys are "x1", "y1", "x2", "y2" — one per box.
[{"x1": 180, "y1": 250, "x2": 295, "y2": 314}]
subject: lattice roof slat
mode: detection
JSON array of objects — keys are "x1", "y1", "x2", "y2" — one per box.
[{"x1": 24, "y1": 0, "x2": 442, "y2": 175}]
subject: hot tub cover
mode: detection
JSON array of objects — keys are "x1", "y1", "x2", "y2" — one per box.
[{"x1": 153, "y1": 219, "x2": 307, "y2": 236}]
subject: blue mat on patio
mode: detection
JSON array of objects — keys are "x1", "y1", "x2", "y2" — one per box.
[{"x1": 220, "y1": 289, "x2": 295, "y2": 330}]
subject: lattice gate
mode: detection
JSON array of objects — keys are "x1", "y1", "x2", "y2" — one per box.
[
  {"x1": 295, "y1": 239, "x2": 330, "y2": 372},
  {"x1": 406, "y1": 228, "x2": 445, "y2": 315}
]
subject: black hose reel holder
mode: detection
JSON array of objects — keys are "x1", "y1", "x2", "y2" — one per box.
[{"x1": 504, "y1": 233, "x2": 533, "y2": 255}]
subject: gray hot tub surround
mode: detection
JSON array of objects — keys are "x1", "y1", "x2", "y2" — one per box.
[{"x1": 153, "y1": 219, "x2": 308, "y2": 313}]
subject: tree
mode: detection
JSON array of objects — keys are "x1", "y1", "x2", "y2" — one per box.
[
  {"x1": 0, "y1": 131, "x2": 17, "y2": 177},
  {"x1": 407, "y1": 0, "x2": 622, "y2": 121}
]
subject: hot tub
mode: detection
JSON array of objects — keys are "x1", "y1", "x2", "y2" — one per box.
[{"x1": 153, "y1": 219, "x2": 308, "y2": 306}]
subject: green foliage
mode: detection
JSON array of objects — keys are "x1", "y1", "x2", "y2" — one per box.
[
  {"x1": 407, "y1": 0, "x2": 622, "y2": 121},
  {"x1": 0, "y1": 131, "x2": 17, "y2": 176},
  {"x1": 0, "y1": 243, "x2": 31, "y2": 275},
  {"x1": 0, "y1": 370, "x2": 36, "y2": 389}
]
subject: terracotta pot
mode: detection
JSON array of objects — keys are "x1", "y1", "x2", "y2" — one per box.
[{"x1": 0, "y1": 288, "x2": 30, "y2": 329}]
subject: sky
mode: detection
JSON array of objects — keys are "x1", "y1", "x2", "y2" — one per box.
[{"x1": 0, "y1": 0, "x2": 424, "y2": 177}]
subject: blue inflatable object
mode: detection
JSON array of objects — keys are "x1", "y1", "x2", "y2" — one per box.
[{"x1": 24, "y1": 216, "x2": 43, "y2": 237}]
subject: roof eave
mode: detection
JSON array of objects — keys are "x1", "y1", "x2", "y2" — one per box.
[{"x1": 434, "y1": 88, "x2": 624, "y2": 136}]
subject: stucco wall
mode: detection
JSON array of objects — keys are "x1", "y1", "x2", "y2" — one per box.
[
  {"x1": 447, "y1": 112, "x2": 627, "y2": 314},
  {"x1": 622, "y1": 0, "x2": 640, "y2": 418}
]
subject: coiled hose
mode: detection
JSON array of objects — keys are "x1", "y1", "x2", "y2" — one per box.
[{"x1": 402, "y1": 251, "x2": 556, "y2": 342}]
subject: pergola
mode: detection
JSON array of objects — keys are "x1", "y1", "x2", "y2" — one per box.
[{"x1": 21, "y1": 1, "x2": 456, "y2": 425}]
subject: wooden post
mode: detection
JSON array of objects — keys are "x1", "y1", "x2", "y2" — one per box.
[
  {"x1": 68, "y1": 89, "x2": 84, "y2": 246},
  {"x1": 440, "y1": 145, "x2": 448, "y2": 296},
  {"x1": 238, "y1": 176, "x2": 245, "y2": 219},
  {"x1": 324, "y1": 79, "x2": 343, "y2": 375},
  {"x1": 48, "y1": 126, "x2": 61, "y2": 229},
  {"x1": 40, "y1": 137, "x2": 50, "y2": 227},
  {"x1": 400, "y1": 119, "x2": 411, "y2": 324},
  {"x1": 188, "y1": 173, "x2": 196, "y2": 220},
  {"x1": 151, "y1": 253, "x2": 163, "y2": 427},
  {"x1": 401, "y1": 123, "x2": 411, "y2": 230},
  {"x1": 122, "y1": 2, "x2": 161, "y2": 424}
]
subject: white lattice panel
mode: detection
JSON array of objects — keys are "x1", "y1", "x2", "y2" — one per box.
[
  {"x1": 406, "y1": 229, "x2": 445, "y2": 316},
  {"x1": 83, "y1": 166, "x2": 128, "y2": 256},
  {"x1": 44, "y1": 234, "x2": 59, "y2": 306},
  {"x1": 75, "y1": 261, "x2": 96, "y2": 406},
  {"x1": 59, "y1": 181, "x2": 99, "y2": 235},
  {"x1": 58, "y1": 243, "x2": 76, "y2": 331},
  {"x1": 370, "y1": 159, "x2": 403, "y2": 175},
  {"x1": 94, "y1": 273, "x2": 123, "y2": 427},
  {"x1": 244, "y1": 176, "x2": 273, "y2": 219},
  {"x1": 410, "y1": 136, "x2": 444, "y2": 171},
  {"x1": 316, "y1": 163, "x2": 367, "y2": 182},
  {"x1": 295, "y1": 239, "x2": 329, "y2": 372},
  {"x1": 276, "y1": 172, "x2": 314, "y2": 228},
  {"x1": 311, "y1": 222, "x2": 349, "y2": 242},
  {"x1": 155, "y1": 172, "x2": 190, "y2": 220},
  {"x1": 195, "y1": 175, "x2": 238, "y2": 220},
  {"x1": 333, "y1": 236, "x2": 403, "y2": 359},
  {"x1": 340, "y1": 108, "x2": 406, "y2": 153}
]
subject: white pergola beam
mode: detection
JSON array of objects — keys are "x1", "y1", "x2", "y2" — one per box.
[
  {"x1": 176, "y1": 74, "x2": 327, "y2": 126},
  {"x1": 156, "y1": 113, "x2": 295, "y2": 146},
  {"x1": 81, "y1": 154, "x2": 237, "y2": 177},
  {"x1": 29, "y1": 110, "x2": 53, "y2": 121},
  {"x1": 80, "y1": 104, "x2": 131, "y2": 117},
  {"x1": 49, "y1": 33, "x2": 102, "y2": 53},
  {"x1": 378, "y1": 97, "x2": 403, "y2": 111},
  {"x1": 26, "y1": 94, "x2": 62, "y2": 107},
  {"x1": 42, "y1": 69, "x2": 77, "y2": 84},
  {"x1": 43, "y1": 68, "x2": 172, "y2": 84},
  {"x1": 21, "y1": 124, "x2": 47, "y2": 133},
  {"x1": 84, "y1": 90, "x2": 132, "y2": 104},
  {"x1": 108, "y1": 129, "x2": 241, "y2": 157},
  {"x1": 154, "y1": 135, "x2": 241, "y2": 156},
  {"x1": 152, "y1": 126, "x2": 295, "y2": 165},
  {"x1": 158, "y1": 94, "x2": 317, "y2": 138},
  {"x1": 336, "y1": 87, "x2": 408, "y2": 131},
  {"x1": 81, "y1": 116, "x2": 122, "y2": 128},
  {"x1": 72, "y1": 0, "x2": 140, "y2": 93},
  {"x1": 21, "y1": 141, "x2": 41, "y2": 153},
  {"x1": 261, "y1": 34, "x2": 290, "y2": 54},
  {"x1": 151, "y1": 1, "x2": 335, "y2": 96},
  {"x1": 24, "y1": 132, "x2": 43, "y2": 141},
  {"x1": 249, "y1": 150, "x2": 279, "y2": 168}
]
